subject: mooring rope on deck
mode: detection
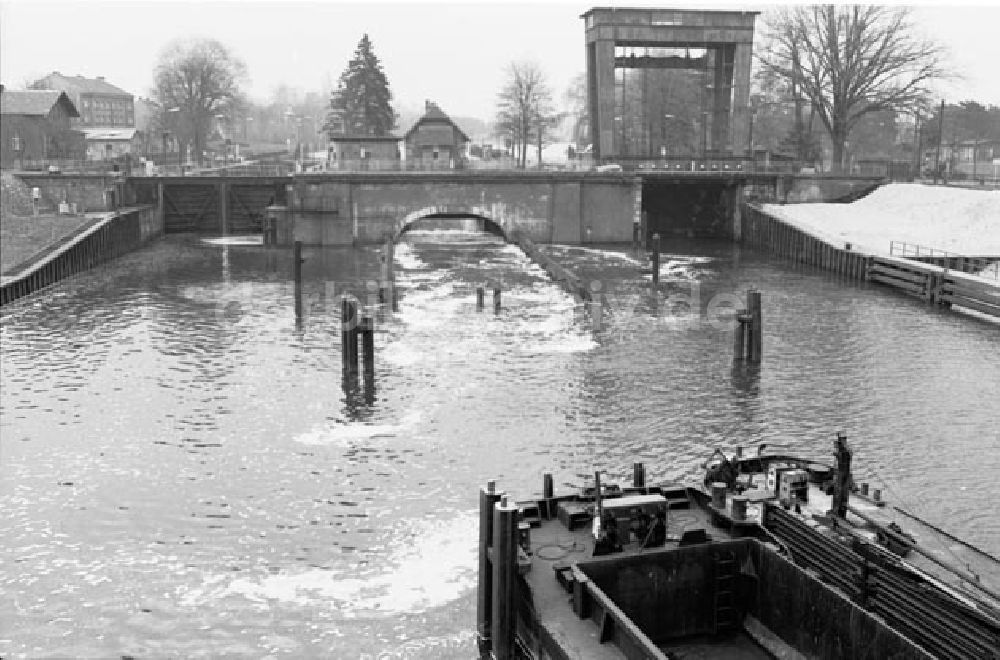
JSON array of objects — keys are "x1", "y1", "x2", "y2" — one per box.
[{"x1": 535, "y1": 541, "x2": 585, "y2": 561}]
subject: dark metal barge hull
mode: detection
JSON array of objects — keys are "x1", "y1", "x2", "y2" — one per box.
[{"x1": 476, "y1": 476, "x2": 1000, "y2": 659}]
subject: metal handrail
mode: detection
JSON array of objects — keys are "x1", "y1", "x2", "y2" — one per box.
[{"x1": 890, "y1": 241, "x2": 999, "y2": 280}]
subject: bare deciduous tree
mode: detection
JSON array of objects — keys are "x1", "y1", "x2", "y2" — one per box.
[
  {"x1": 153, "y1": 38, "x2": 247, "y2": 167},
  {"x1": 495, "y1": 61, "x2": 553, "y2": 169},
  {"x1": 759, "y1": 5, "x2": 947, "y2": 172}
]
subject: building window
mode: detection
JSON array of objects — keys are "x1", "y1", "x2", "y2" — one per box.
[{"x1": 11, "y1": 135, "x2": 22, "y2": 152}]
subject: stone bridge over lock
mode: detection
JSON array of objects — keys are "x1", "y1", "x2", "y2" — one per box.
[
  {"x1": 114, "y1": 170, "x2": 879, "y2": 246},
  {"x1": 286, "y1": 172, "x2": 643, "y2": 245}
]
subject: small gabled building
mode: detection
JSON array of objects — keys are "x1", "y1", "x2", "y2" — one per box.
[
  {"x1": 327, "y1": 135, "x2": 401, "y2": 170},
  {"x1": 80, "y1": 127, "x2": 141, "y2": 161},
  {"x1": 404, "y1": 101, "x2": 469, "y2": 169},
  {"x1": 0, "y1": 89, "x2": 83, "y2": 168}
]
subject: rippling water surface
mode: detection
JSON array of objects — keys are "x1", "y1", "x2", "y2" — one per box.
[{"x1": 2, "y1": 230, "x2": 998, "y2": 658}]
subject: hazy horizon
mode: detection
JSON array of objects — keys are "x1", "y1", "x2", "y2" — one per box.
[{"x1": 3, "y1": 1, "x2": 1000, "y2": 121}]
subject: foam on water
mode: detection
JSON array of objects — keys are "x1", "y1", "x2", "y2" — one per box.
[
  {"x1": 294, "y1": 410, "x2": 425, "y2": 446},
  {"x1": 405, "y1": 229, "x2": 495, "y2": 239},
  {"x1": 182, "y1": 513, "x2": 478, "y2": 617},
  {"x1": 392, "y1": 242, "x2": 428, "y2": 270},
  {"x1": 644, "y1": 256, "x2": 715, "y2": 282},
  {"x1": 550, "y1": 245, "x2": 644, "y2": 266},
  {"x1": 200, "y1": 236, "x2": 264, "y2": 246}
]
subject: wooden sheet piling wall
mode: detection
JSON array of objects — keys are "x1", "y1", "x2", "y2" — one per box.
[
  {"x1": 0, "y1": 205, "x2": 160, "y2": 306},
  {"x1": 741, "y1": 203, "x2": 1000, "y2": 318},
  {"x1": 740, "y1": 203, "x2": 872, "y2": 280}
]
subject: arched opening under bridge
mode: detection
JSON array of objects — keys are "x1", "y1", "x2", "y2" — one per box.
[{"x1": 395, "y1": 206, "x2": 508, "y2": 241}]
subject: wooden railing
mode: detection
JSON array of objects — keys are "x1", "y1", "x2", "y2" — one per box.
[{"x1": 868, "y1": 255, "x2": 1000, "y2": 317}]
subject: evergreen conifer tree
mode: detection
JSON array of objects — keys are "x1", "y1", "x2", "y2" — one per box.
[{"x1": 323, "y1": 35, "x2": 396, "y2": 137}]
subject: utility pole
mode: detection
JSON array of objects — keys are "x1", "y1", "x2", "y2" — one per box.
[{"x1": 933, "y1": 99, "x2": 945, "y2": 184}]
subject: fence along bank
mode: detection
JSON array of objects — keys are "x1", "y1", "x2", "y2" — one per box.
[{"x1": 739, "y1": 203, "x2": 1000, "y2": 319}]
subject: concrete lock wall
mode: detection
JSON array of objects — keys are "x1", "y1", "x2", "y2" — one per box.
[
  {"x1": 15, "y1": 173, "x2": 120, "y2": 212},
  {"x1": 642, "y1": 182, "x2": 742, "y2": 238},
  {"x1": 286, "y1": 174, "x2": 638, "y2": 245}
]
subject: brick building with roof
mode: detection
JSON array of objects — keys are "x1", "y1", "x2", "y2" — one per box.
[
  {"x1": 32, "y1": 72, "x2": 134, "y2": 127},
  {"x1": 404, "y1": 101, "x2": 469, "y2": 169},
  {"x1": 31, "y1": 72, "x2": 141, "y2": 161},
  {"x1": 0, "y1": 88, "x2": 83, "y2": 168}
]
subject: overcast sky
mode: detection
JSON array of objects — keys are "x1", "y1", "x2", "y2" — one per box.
[{"x1": 2, "y1": 0, "x2": 999, "y2": 120}]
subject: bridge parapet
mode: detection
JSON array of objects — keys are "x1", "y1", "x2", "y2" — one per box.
[{"x1": 285, "y1": 173, "x2": 640, "y2": 246}]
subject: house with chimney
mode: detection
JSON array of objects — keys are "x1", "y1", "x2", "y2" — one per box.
[
  {"x1": 0, "y1": 88, "x2": 83, "y2": 168},
  {"x1": 404, "y1": 101, "x2": 469, "y2": 169},
  {"x1": 31, "y1": 72, "x2": 140, "y2": 161}
]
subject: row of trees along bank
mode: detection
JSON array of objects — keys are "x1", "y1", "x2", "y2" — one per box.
[
  {"x1": 144, "y1": 6, "x2": 982, "y2": 173},
  {"x1": 754, "y1": 5, "x2": 948, "y2": 173}
]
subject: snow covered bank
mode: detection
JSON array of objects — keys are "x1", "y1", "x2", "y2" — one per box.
[{"x1": 761, "y1": 184, "x2": 1000, "y2": 257}]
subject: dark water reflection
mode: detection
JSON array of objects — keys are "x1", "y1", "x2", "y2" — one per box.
[{"x1": 1, "y1": 232, "x2": 998, "y2": 657}]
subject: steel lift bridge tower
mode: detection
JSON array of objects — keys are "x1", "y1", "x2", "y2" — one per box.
[{"x1": 583, "y1": 7, "x2": 758, "y2": 164}]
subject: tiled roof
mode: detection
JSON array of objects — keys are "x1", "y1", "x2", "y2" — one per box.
[
  {"x1": 404, "y1": 102, "x2": 470, "y2": 142},
  {"x1": 34, "y1": 73, "x2": 131, "y2": 97},
  {"x1": 0, "y1": 90, "x2": 79, "y2": 117}
]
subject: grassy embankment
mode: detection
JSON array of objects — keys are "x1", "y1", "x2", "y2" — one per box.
[{"x1": 0, "y1": 172, "x2": 96, "y2": 275}]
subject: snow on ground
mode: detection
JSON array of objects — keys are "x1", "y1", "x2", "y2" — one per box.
[{"x1": 761, "y1": 184, "x2": 1000, "y2": 257}]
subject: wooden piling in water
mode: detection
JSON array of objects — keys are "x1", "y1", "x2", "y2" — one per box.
[
  {"x1": 476, "y1": 286, "x2": 485, "y2": 311},
  {"x1": 493, "y1": 286, "x2": 501, "y2": 314},
  {"x1": 748, "y1": 289, "x2": 762, "y2": 363},
  {"x1": 293, "y1": 241, "x2": 304, "y2": 323},
  {"x1": 734, "y1": 308, "x2": 748, "y2": 361},
  {"x1": 382, "y1": 237, "x2": 397, "y2": 312},
  {"x1": 651, "y1": 233, "x2": 661, "y2": 286},
  {"x1": 633, "y1": 463, "x2": 645, "y2": 488},
  {"x1": 360, "y1": 314, "x2": 375, "y2": 383},
  {"x1": 477, "y1": 481, "x2": 502, "y2": 649},
  {"x1": 341, "y1": 299, "x2": 358, "y2": 374},
  {"x1": 293, "y1": 241, "x2": 303, "y2": 284},
  {"x1": 491, "y1": 495, "x2": 519, "y2": 660}
]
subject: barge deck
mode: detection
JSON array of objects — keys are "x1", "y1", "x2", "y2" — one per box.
[{"x1": 477, "y1": 441, "x2": 1000, "y2": 659}]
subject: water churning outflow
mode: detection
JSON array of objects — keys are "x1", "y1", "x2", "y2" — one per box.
[{"x1": 1, "y1": 229, "x2": 999, "y2": 657}]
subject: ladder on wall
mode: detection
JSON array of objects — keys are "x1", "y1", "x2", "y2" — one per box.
[{"x1": 713, "y1": 549, "x2": 739, "y2": 634}]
